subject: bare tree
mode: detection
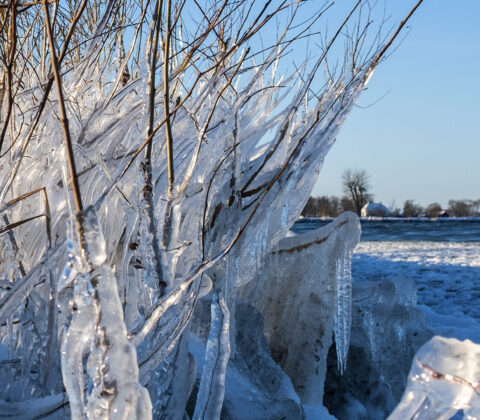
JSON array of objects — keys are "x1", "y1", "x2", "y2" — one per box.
[
  {"x1": 301, "y1": 196, "x2": 342, "y2": 218},
  {"x1": 448, "y1": 199, "x2": 474, "y2": 217},
  {"x1": 403, "y1": 200, "x2": 424, "y2": 218},
  {"x1": 426, "y1": 202, "x2": 442, "y2": 218},
  {"x1": 342, "y1": 169, "x2": 372, "y2": 216}
]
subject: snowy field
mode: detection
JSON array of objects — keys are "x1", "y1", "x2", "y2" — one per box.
[
  {"x1": 354, "y1": 240, "x2": 480, "y2": 343},
  {"x1": 294, "y1": 218, "x2": 480, "y2": 343}
]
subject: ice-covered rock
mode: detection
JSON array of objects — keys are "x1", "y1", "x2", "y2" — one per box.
[
  {"x1": 324, "y1": 277, "x2": 432, "y2": 419},
  {"x1": 239, "y1": 212, "x2": 361, "y2": 403},
  {"x1": 389, "y1": 336, "x2": 480, "y2": 420}
]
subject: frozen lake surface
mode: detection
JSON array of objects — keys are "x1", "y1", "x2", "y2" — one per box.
[
  {"x1": 292, "y1": 218, "x2": 480, "y2": 242},
  {"x1": 292, "y1": 218, "x2": 480, "y2": 343}
]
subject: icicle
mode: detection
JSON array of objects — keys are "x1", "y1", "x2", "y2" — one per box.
[
  {"x1": 193, "y1": 290, "x2": 231, "y2": 420},
  {"x1": 334, "y1": 248, "x2": 352, "y2": 374}
]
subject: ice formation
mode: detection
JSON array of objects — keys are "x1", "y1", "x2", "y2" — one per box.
[
  {"x1": 0, "y1": 1, "x2": 422, "y2": 418},
  {"x1": 193, "y1": 291, "x2": 230, "y2": 419},
  {"x1": 58, "y1": 207, "x2": 152, "y2": 419},
  {"x1": 334, "y1": 247, "x2": 353, "y2": 374},
  {"x1": 190, "y1": 299, "x2": 304, "y2": 420},
  {"x1": 239, "y1": 212, "x2": 361, "y2": 403},
  {"x1": 324, "y1": 277, "x2": 433, "y2": 419},
  {"x1": 389, "y1": 336, "x2": 480, "y2": 420}
]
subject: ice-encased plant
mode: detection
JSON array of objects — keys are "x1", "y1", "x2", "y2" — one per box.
[{"x1": 0, "y1": 0, "x2": 423, "y2": 418}]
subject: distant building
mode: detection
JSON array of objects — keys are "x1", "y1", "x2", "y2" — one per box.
[{"x1": 361, "y1": 202, "x2": 390, "y2": 217}]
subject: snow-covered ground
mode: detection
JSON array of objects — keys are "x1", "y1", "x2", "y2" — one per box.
[{"x1": 353, "y1": 240, "x2": 480, "y2": 343}]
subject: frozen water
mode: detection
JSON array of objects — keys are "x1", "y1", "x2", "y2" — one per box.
[
  {"x1": 78, "y1": 206, "x2": 107, "y2": 266},
  {"x1": 57, "y1": 209, "x2": 152, "y2": 419},
  {"x1": 389, "y1": 336, "x2": 480, "y2": 420},
  {"x1": 193, "y1": 291, "x2": 230, "y2": 419},
  {"x1": 334, "y1": 248, "x2": 353, "y2": 374},
  {"x1": 240, "y1": 212, "x2": 361, "y2": 403},
  {"x1": 324, "y1": 276, "x2": 433, "y2": 419},
  {"x1": 190, "y1": 300, "x2": 304, "y2": 420}
]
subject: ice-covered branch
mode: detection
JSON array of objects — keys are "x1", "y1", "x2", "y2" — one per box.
[
  {"x1": 193, "y1": 290, "x2": 231, "y2": 420},
  {"x1": 58, "y1": 207, "x2": 152, "y2": 419}
]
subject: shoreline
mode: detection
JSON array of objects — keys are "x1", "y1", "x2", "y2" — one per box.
[{"x1": 297, "y1": 216, "x2": 480, "y2": 222}]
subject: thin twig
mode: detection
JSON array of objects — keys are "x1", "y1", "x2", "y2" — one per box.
[
  {"x1": 3, "y1": 186, "x2": 52, "y2": 248},
  {"x1": 163, "y1": 0, "x2": 174, "y2": 195},
  {"x1": 143, "y1": 0, "x2": 166, "y2": 293},
  {"x1": 369, "y1": 0, "x2": 424, "y2": 70},
  {"x1": 0, "y1": 0, "x2": 18, "y2": 154},
  {"x1": 0, "y1": 213, "x2": 46, "y2": 235},
  {"x1": 42, "y1": 0, "x2": 85, "y2": 251}
]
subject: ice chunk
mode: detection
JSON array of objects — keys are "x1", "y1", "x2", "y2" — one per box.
[{"x1": 389, "y1": 336, "x2": 480, "y2": 420}]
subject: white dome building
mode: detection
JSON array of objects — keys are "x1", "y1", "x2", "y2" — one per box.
[{"x1": 361, "y1": 202, "x2": 390, "y2": 217}]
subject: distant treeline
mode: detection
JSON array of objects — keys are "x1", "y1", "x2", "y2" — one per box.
[{"x1": 301, "y1": 196, "x2": 480, "y2": 218}]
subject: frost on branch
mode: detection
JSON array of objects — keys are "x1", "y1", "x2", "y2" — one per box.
[{"x1": 389, "y1": 336, "x2": 480, "y2": 420}]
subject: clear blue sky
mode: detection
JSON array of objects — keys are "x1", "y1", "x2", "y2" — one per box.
[{"x1": 309, "y1": 1, "x2": 480, "y2": 209}]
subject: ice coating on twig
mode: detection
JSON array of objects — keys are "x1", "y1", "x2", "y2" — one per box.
[
  {"x1": 193, "y1": 291, "x2": 231, "y2": 419},
  {"x1": 57, "y1": 207, "x2": 152, "y2": 419},
  {"x1": 389, "y1": 336, "x2": 480, "y2": 420},
  {"x1": 77, "y1": 207, "x2": 107, "y2": 266}
]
